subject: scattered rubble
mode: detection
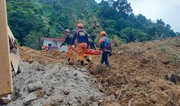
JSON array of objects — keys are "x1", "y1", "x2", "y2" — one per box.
[{"x1": 6, "y1": 61, "x2": 106, "y2": 106}]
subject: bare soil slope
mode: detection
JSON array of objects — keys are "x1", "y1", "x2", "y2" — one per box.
[{"x1": 19, "y1": 37, "x2": 180, "y2": 106}]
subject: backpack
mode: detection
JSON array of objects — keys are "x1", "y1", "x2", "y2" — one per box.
[{"x1": 103, "y1": 37, "x2": 111, "y2": 50}]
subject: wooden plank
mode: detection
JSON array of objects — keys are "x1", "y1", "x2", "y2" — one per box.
[{"x1": 0, "y1": 0, "x2": 13, "y2": 96}]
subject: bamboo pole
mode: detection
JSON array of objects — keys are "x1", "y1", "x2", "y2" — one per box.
[{"x1": 0, "y1": 0, "x2": 13, "y2": 96}]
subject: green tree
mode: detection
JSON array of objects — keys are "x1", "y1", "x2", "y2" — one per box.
[
  {"x1": 120, "y1": 27, "x2": 148, "y2": 42},
  {"x1": 7, "y1": 0, "x2": 178, "y2": 49}
]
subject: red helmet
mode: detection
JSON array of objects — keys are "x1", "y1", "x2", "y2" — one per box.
[{"x1": 77, "y1": 23, "x2": 83, "y2": 28}]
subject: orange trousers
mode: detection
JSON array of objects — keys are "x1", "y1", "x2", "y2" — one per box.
[
  {"x1": 67, "y1": 45, "x2": 74, "y2": 62},
  {"x1": 84, "y1": 45, "x2": 92, "y2": 61},
  {"x1": 77, "y1": 43, "x2": 88, "y2": 62}
]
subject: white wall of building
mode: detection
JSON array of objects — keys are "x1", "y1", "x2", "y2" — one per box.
[
  {"x1": 43, "y1": 40, "x2": 68, "y2": 52},
  {"x1": 43, "y1": 40, "x2": 56, "y2": 47},
  {"x1": 57, "y1": 42, "x2": 68, "y2": 52}
]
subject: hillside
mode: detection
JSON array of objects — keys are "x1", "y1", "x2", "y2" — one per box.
[
  {"x1": 5, "y1": 37, "x2": 179, "y2": 106},
  {"x1": 7, "y1": 0, "x2": 179, "y2": 49}
]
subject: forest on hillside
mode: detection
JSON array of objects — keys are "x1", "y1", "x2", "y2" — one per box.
[{"x1": 7, "y1": 0, "x2": 179, "y2": 49}]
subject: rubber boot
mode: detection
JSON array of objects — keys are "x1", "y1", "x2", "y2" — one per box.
[
  {"x1": 16, "y1": 66, "x2": 21, "y2": 74},
  {"x1": 68, "y1": 58, "x2": 74, "y2": 65},
  {"x1": 84, "y1": 56, "x2": 91, "y2": 63},
  {"x1": 80, "y1": 61, "x2": 85, "y2": 66},
  {"x1": 86, "y1": 59, "x2": 91, "y2": 63},
  {"x1": 67, "y1": 58, "x2": 70, "y2": 63}
]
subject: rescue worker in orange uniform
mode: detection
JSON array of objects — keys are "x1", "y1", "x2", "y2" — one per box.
[
  {"x1": 99, "y1": 31, "x2": 112, "y2": 68},
  {"x1": 60, "y1": 29, "x2": 74, "y2": 64},
  {"x1": 71, "y1": 23, "x2": 90, "y2": 66}
]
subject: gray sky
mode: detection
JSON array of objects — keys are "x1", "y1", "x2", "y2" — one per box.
[{"x1": 95, "y1": 0, "x2": 180, "y2": 32}]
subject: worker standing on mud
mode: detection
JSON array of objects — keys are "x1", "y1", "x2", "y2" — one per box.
[
  {"x1": 60, "y1": 29, "x2": 74, "y2": 64},
  {"x1": 99, "y1": 31, "x2": 112, "y2": 68},
  {"x1": 84, "y1": 35, "x2": 96, "y2": 62},
  {"x1": 88, "y1": 35, "x2": 96, "y2": 50},
  {"x1": 71, "y1": 23, "x2": 90, "y2": 66}
]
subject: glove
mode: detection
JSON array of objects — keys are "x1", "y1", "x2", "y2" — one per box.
[
  {"x1": 87, "y1": 49, "x2": 90, "y2": 53},
  {"x1": 71, "y1": 45, "x2": 75, "y2": 50},
  {"x1": 109, "y1": 52, "x2": 112, "y2": 56},
  {"x1": 59, "y1": 44, "x2": 62, "y2": 48},
  {"x1": 99, "y1": 48, "x2": 103, "y2": 51}
]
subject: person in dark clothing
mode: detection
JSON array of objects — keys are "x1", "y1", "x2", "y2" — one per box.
[
  {"x1": 84, "y1": 35, "x2": 96, "y2": 62},
  {"x1": 99, "y1": 31, "x2": 112, "y2": 68},
  {"x1": 60, "y1": 29, "x2": 74, "y2": 64},
  {"x1": 88, "y1": 35, "x2": 96, "y2": 50}
]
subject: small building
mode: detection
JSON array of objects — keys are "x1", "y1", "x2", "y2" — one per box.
[{"x1": 41, "y1": 37, "x2": 68, "y2": 52}]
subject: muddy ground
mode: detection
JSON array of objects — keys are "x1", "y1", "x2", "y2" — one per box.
[{"x1": 6, "y1": 37, "x2": 180, "y2": 106}]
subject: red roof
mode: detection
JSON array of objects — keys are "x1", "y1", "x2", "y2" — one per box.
[{"x1": 41, "y1": 37, "x2": 65, "y2": 42}]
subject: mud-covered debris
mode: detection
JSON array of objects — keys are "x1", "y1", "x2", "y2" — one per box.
[
  {"x1": 63, "y1": 89, "x2": 70, "y2": 95},
  {"x1": 7, "y1": 62, "x2": 106, "y2": 106},
  {"x1": 80, "y1": 68, "x2": 87, "y2": 72},
  {"x1": 23, "y1": 92, "x2": 39, "y2": 105},
  {"x1": 27, "y1": 81, "x2": 43, "y2": 92},
  {"x1": 166, "y1": 74, "x2": 180, "y2": 84}
]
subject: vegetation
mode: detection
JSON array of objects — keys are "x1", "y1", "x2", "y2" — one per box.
[{"x1": 7, "y1": 0, "x2": 179, "y2": 49}]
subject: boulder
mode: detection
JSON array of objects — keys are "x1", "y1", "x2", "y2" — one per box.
[
  {"x1": 23, "y1": 92, "x2": 39, "y2": 105},
  {"x1": 27, "y1": 82, "x2": 43, "y2": 92}
]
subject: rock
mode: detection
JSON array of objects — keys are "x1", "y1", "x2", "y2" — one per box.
[
  {"x1": 27, "y1": 82, "x2": 43, "y2": 92},
  {"x1": 149, "y1": 91, "x2": 169, "y2": 105},
  {"x1": 149, "y1": 94, "x2": 159, "y2": 103},
  {"x1": 133, "y1": 100, "x2": 148, "y2": 106},
  {"x1": 77, "y1": 99, "x2": 81, "y2": 103},
  {"x1": 105, "y1": 102, "x2": 121, "y2": 106},
  {"x1": 170, "y1": 74, "x2": 180, "y2": 84},
  {"x1": 73, "y1": 73, "x2": 78, "y2": 76},
  {"x1": 166, "y1": 100, "x2": 177, "y2": 106},
  {"x1": 68, "y1": 61, "x2": 74, "y2": 65},
  {"x1": 67, "y1": 101, "x2": 73, "y2": 105},
  {"x1": 31, "y1": 101, "x2": 42, "y2": 106},
  {"x1": 36, "y1": 90, "x2": 46, "y2": 98},
  {"x1": 23, "y1": 92, "x2": 39, "y2": 105},
  {"x1": 165, "y1": 74, "x2": 172, "y2": 80},
  {"x1": 57, "y1": 97, "x2": 64, "y2": 103},
  {"x1": 31, "y1": 61, "x2": 41, "y2": 69},
  {"x1": 89, "y1": 96, "x2": 98, "y2": 102},
  {"x1": 162, "y1": 60, "x2": 170, "y2": 65},
  {"x1": 11, "y1": 86, "x2": 21, "y2": 101},
  {"x1": 0, "y1": 96, "x2": 11, "y2": 105},
  {"x1": 45, "y1": 97, "x2": 64, "y2": 106},
  {"x1": 37, "y1": 65, "x2": 45, "y2": 71},
  {"x1": 166, "y1": 74, "x2": 180, "y2": 84},
  {"x1": 75, "y1": 96, "x2": 81, "y2": 99},
  {"x1": 91, "y1": 102, "x2": 98, "y2": 106},
  {"x1": 11, "y1": 91, "x2": 21, "y2": 101},
  {"x1": 104, "y1": 95, "x2": 116, "y2": 103},
  {"x1": 98, "y1": 99, "x2": 103, "y2": 104},
  {"x1": 63, "y1": 89, "x2": 70, "y2": 95},
  {"x1": 80, "y1": 68, "x2": 87, "y2": 72}
]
